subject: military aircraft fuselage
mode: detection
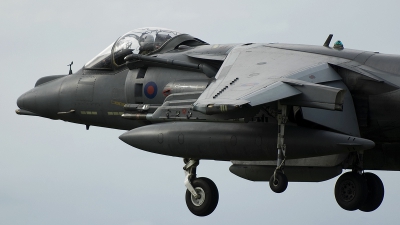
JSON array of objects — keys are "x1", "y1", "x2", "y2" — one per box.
[
  {"x1": 17, "y1": 41, "x2": 400, "y2": 171},
  {"x1": 17, "y1": 43, "x2": 400, "y2": 141},
  {"x1": 16, "y1": 28, "x2": 400, "y2": 215}
]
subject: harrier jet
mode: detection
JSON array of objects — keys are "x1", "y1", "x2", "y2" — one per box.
[{"x1": 16, "y1": 27, "x2": 400, "y2": 216}]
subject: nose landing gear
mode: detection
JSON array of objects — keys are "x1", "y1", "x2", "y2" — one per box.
[
  {"x1": 185, "y1": 177, "x2": 219, "y2": 216},
  {"x1": 183, "y1": 159, "x2": 219, "y2": 216}
]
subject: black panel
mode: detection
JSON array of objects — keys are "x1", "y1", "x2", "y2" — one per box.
[
  {"x1": 135, "y1": 83, "x2": 143, "y2": 97},
  {"x1": 137, "y1": 67, "x2": 147, "y2": 79}
]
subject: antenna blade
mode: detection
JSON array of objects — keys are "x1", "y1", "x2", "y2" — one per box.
[{"x1": 323, "y1": 34, "x2": 333, "y2": 47}]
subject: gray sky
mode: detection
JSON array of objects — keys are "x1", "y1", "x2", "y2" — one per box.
[{"x1": 2, "y1": 0, "x2": 400, "y2": 224}]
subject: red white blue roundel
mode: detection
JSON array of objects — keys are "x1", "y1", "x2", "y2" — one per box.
[{"x1": 144, "y1": 82, "x2": 158, "y2": 99}]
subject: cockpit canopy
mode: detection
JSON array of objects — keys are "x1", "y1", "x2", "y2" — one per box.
[{"x1": 85, "y1": 27, "x2": 182, "y2": 70}]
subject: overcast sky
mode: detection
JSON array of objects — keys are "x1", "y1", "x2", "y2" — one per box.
[{"x1": 2, "y1": 0, "x2": 400, "y2": 224}]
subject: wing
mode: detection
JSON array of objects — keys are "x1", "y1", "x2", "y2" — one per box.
[{"x1": 193, "y1": 44, "x2": 349, "y2": 114}]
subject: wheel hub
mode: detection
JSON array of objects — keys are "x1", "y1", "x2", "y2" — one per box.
[
  {"x1": 273, "y1": 178, "x2": 279, "y2": 186},
  {"x1": 191, "y1": 187, "x2": 206, "y2": 206},
  {"x1": 340, "y1": 180, "x2": 356, "y2": 202}
]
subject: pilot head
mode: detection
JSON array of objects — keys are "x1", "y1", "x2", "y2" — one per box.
[{"x1": 139, "y1": 33, "x2": 155, "y2": 53}]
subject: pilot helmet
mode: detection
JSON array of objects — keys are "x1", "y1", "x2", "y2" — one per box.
[{"x1": 139, "y1": 34, "x2": 155, "y2": 52}]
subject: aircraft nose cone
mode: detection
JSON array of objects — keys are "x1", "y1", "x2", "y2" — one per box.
[
  {"x1": 17, "y1": 90, "x2": 36, "y2": 111},
  {"x1": 17, "y1": 77, "x2": 64, "y2": 118},
  {"x1": 17, "y1": 92, "x2": 28, "y2": 110}
]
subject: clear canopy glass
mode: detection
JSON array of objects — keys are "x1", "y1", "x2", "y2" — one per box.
[
  {"x1": 84, "y1": 43, "x2": 114, "y2": 69},
  {"x1": 85, "y1": 27, "x2": 182, "y2": 69}
]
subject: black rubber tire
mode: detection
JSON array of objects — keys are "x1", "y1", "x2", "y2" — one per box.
[
  {"x1": 359, "y1": 172, "x2": 384, "y2": 212},
  {"x1": 269, "y1": 171, "x2": 288, "y2": 193},
  {"x1": 335, "y1": 172, "x2": 368, "y2": 211},
  {"x1": 185, "y1": 177, "x2": 219, "y2": 217}
]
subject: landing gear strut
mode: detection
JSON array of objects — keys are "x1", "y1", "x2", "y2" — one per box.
[
  {"x1": 183, "y1": 159, "x2": 219, "y2": 216},
  {"x1": 334, "y1": 152, "x2": 384, "y2": 212},
  {"x1": 269, "y1": 103, "x2": 288, "y2": 193}
]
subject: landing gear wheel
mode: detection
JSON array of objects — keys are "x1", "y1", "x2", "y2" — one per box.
[
  {"x1": 269, "y1": 170, "x2": 288, "y2": 193},
  {"x1": 359, "y1": 172, "x2": 384, "y2": 212},
  {"x1": 185, "y1": 177, "x2": 219, "y2": 217},
  {"x1": 335, "y1": 172, "x2": 367, "y2": 211}
]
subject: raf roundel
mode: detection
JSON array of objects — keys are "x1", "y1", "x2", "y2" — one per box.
[{"x1": 144, "y1": 82, "x2": 158, "y2": 99}]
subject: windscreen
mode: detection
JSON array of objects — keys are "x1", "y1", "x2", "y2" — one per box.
[{"x1": 84, "y1": 43, "x2": 114, "y2": 69}]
